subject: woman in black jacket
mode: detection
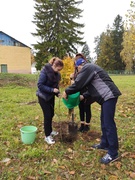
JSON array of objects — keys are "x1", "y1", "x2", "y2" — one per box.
[
  {"x1": 71, "y1": 53, "x2": 93, "y2": 132},
  {"x1": 36, "y1": 57, "x2": 64, "y2": 144},
  {"x1": 63, "y1": 58, "x2": 121, "y2": 164}
]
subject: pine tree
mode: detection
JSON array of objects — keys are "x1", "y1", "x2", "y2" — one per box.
[
  {"x1": 95, "y1": 15, "x2": 125, "y2": 71},
  {"x1": 81, "y1": 43, "x2": 92, "y2": 62},
  {"x1": 111, "y1": 15, "x2": 125, "y2": 71},
  {"x1": 95, "y1": 30, "x2": 115, "y2": 70},
  {"x1": 32, "y1": 0, "x2": 85, "y2": 70}
]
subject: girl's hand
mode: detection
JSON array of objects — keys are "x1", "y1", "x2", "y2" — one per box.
[
  {"x1": 53, "y1": 88, "x2": 59, "y2": 93},
  {"x1": 80, "y1": 95, "x2": 84, "y2": 101},
  {"x1": 57, "y1": 93, "x2": 61, "y2": 98},
  {"x1": 62, "y1": 91, "x2": 68, "y2": 99}
]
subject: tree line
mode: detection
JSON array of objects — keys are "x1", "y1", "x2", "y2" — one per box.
[{"x1": 32, "y1": 0, "x2": 135, "y2": 74}]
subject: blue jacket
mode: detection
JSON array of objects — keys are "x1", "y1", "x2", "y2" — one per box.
[{"x1": 36, "y1": 63, "x2": 61, "y2": 101}]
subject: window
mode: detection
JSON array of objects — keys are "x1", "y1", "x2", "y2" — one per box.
[
  {"x1": 0, "y1": 39, "x2": 4, "y2": 44},
  {"x1": 1, "y1": 64, "x2": 7, "y2": 73}
]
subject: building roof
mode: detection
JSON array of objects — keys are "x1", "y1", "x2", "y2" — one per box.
[{"x1": 0, "y1": 31, "x2": 31, "y2": 48}]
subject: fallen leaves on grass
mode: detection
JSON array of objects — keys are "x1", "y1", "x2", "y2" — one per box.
[
  {"x1": 129, "y1": 172, "x2": 135, "y2": 178},
  {"x1": 0, "y1": 158, "x2": 11, "y2": 163},
  {"x1": 69, "y1": 170, "x2": 75, "y2": 175},
  {"x1": 27, "y1": 176, "x2": 37, "y2": 180},
  {"x1": 43, "y1": 170, "x2": 52, "y2": 174},
  {"x1": 59, "y1": 166, "x2": 66, "y2": 169},
  {"x1": 115, "y1": 162, "x2": 121, "y2": 170},
  {"x1": 129, "y1": 153, "x2": 135, "y2": 158},
  {"x1": 108, "y1": 175, "x2": 118, "y2": 180}
]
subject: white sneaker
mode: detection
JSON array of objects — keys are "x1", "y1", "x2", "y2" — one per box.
[
  {"x1": 45, "y1": 136, "x2": 55, "y2": 144},
  {"x1": 51, "y1": 131, "x2": 59, "y2": 136}
]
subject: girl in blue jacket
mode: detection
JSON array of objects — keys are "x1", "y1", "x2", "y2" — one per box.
[{"x1": 36, "y1": 57, "x2": 64, "y2": 144}]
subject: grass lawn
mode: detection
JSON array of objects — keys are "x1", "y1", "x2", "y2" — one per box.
[{"x1": 0, "y1": 74, "x2": 135, "y2": 179}]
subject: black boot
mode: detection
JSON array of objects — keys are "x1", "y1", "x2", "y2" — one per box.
[
  {"x1": 83, "y1": 125, "x2": 90, "y2": 132},
  {"x1": 78, "y1": 124, "x2": 84, "y2": 132}
]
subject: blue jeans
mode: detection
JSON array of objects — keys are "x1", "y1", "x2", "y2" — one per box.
[{"x1": 100, "y1": 98, "x2": 118, "y2": 156}]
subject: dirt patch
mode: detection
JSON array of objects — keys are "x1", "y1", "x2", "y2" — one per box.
[
  {"x1": 53, "y1": 121, "x2": 78, "y2": 143},
  {"x1": 52, "y1": 121, "x2": 101, "y2": 143}
]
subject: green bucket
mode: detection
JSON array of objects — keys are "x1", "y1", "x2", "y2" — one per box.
[
  {"x1": 62, "y1": 92, "x2": 80, "y2": 109},
  {"x1": 20, "y1": 126, "x2": 37, "y2": 144}
]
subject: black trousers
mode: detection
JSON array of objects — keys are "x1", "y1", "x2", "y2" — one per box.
[
  {"x1": 38, "y1": 96, "x2": 55, "y2": 137},
  {"x1": 79, "y1": 100, "x2": 91, "y2": 123}
]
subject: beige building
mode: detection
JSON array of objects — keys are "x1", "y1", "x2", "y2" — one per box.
[{"x1": 0, "y1": 31, "x2": 32, "y2": 74}]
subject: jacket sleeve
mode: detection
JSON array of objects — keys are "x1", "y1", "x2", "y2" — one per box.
[
  {"x1": 65, "y1": 64, "x2": 95, "y2": 95},
  {"x1": 37, "y1": 71, "x2": 54, "y2": 93}
]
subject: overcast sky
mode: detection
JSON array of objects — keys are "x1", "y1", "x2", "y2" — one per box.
[{"x1": 0, "y1": 0, "x2": 132, "y2": 57}]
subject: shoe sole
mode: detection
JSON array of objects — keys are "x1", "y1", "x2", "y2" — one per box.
[
  {"x1": 92, "y1": 147, "x2": 108, "y2": 151},
  {"x1": 45, "y1": 141, "x2": 55, "y2": 145},
  {"x1": 101, "y1": 156, "x2": 120, "y2": 164},
  {"x1": 110, "y1": 156, "x2": 121, "y2": 164},
  {"x1": 45, "y1": 138, "x2": 55, "y2": 144}
]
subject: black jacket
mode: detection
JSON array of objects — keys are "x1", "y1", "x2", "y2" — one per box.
[
  {"x1": 65, "y1": 63, "x2": 121, "y2": 105},
  {"x1": 36, "y1": 63, "x2": 61, "y2": 101}
]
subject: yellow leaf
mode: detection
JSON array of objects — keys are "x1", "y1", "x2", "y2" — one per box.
[
  {"x1": 53, "y1": 158, "x2": 58, "y2": 163},
  {"x1": 44, "y1": 170, "x2": 52, "y2": 174},
  {"x1": 1, "y1": 158, "x2": 11, "y2": 163},
  {"x1": 67, "y1": 148, "x2": 73, "y2": 153},
  {"x1": 17, "y1": 124, "x2": 22, "y2": 128},
  {"x1": 35, "y1": 116, "x2": 39, "y2": 120},
  {"x1": 69, "y1": 171, "x2": 75, "y2": 175},
  {"x1": 108, "y1": 175, "x2": 118, "y2": 180},
  {"x1": 59, "y1": 166, "x2": 66, "y2": 169},
  {"x1": 27, "y1": 176, "x2": 36, "y2": 180},
  {"x1": 121, "y1": 152, "x2": 129, "y2": 157},
  {"x1": 101, "y1": 164, "x2": 106, "y2": 169},
  {"x1": 130, "y1": 172, "x2": 135, "y2": 178},
  {"x1": 56, "y1": 176, "x2": 62, "y2": 180},
  {"x1": 115, "y1": 162, "x2": 121, "y2": 170},
  {"x1": 129, "y1": 154, "x2": 135, "y2": 158}
]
